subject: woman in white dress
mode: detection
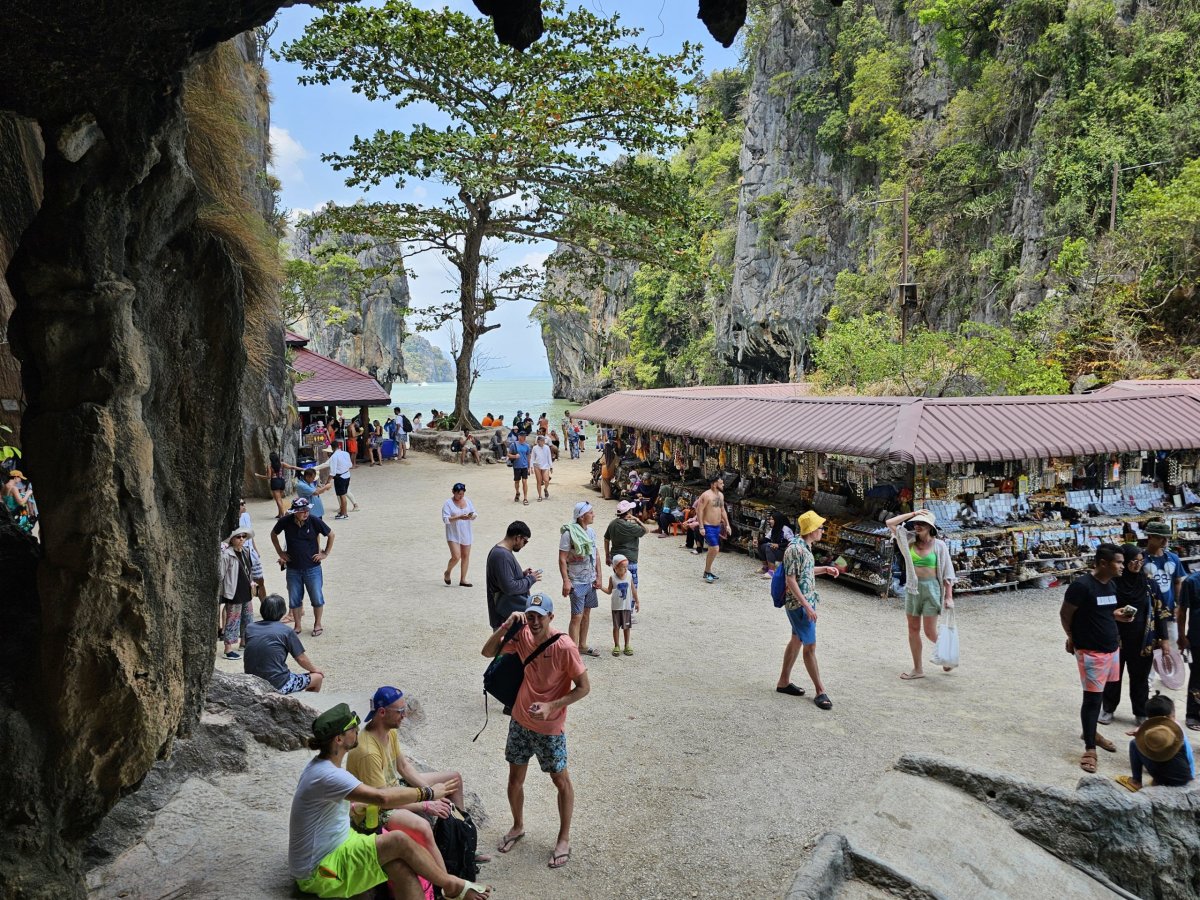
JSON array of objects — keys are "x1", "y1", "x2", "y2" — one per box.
[{"x1": 441, "y1": 481, "x2": 477, "y2": 587}]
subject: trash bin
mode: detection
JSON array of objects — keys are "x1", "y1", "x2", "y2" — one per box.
[{"x1": 381, "y1": 439, "x2": 398, "y2": 460}]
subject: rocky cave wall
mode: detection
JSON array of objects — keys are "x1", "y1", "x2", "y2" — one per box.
[
  {"x1": 538, "y1": 244, "x2": 637, "y2": 402},
  {"x1": 0, "y1": 3, "x2": 288, "y2": 897},
  {"x1": 290, "y1": 226, "x2": 410, "y2": 390},
  {"x1": 210, "y1": 34, "x2": 299, "y2": 499}
]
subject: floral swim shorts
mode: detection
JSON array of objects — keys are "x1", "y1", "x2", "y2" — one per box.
[{"x1": 505, "y1": 718, "x2": 568, "y2": 774}]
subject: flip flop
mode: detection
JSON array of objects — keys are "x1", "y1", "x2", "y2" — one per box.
[
  {"x1": 775, "y1": 683, "x2": 806, "y2": 697},
  {"x1": 1113, "y1": 774, "x2": 1142, "y2": 792},
  {"x1": 312, "y1": 626, "x2": 323, "y2": 637},
  {"x1": 446, "y1": 879, "x2": 493, "y2": 900},
  {"x1": 814, "y1": 693, "x2": 833, "y2": 710},
  {"x1": 496, "y1": 831, "x2": 524, "y2": 854},
  {"x1": 444, "y1": 572, "x2": 452, "y2": 585},
  {"x1": 899, "y1": 671, "x2": 925, "y2": 680},
  {"x1": 548, "y1": 849, "x2": 571, "y2": 869}
]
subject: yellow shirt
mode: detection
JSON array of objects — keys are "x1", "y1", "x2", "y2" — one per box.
[{"x1": 345, "y1": 728, "x2": 403, "y2": 788}]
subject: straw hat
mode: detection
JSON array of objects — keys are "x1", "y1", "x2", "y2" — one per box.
[
  {"x1": 905, "y1": 510, "x2": 939, "y2": 536},
  {"x1": 1134, "y1": 716, "x2": 1184, "y2": 763},
  {"x1": 797, "y1": 510, "x2": 826, "y2": 537}
]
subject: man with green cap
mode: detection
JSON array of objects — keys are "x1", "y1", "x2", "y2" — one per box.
[{"x1": 289, "y1": 703, "x2": 491, "y2": 899}]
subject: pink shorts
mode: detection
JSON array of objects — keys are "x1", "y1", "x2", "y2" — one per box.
[{"x1": 1075, "y1": 649, "x2": 1120, "y2": 693}]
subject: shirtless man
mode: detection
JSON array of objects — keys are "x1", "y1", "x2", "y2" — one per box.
[{"x1": 693, "y1": 474, "x2": 731, "y2": 584}]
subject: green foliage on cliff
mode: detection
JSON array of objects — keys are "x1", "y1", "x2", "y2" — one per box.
[
  {"x1": 757, "y1": 0, "x2": 1200, "y2": 387},
  {"x1": 401, "y1": 334, "x2": 453, "y2": 383},
  {"x1": 604, "y1": 70, "x2": 745, "y2": 390}
]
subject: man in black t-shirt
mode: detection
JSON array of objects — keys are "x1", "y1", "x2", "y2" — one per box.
[
  {"x1": 1060, "y1": 543, "x2": 1135, "y2": 774},
  {"x1": 271, "y1": 498, "x2": 336, "y2": 637}
]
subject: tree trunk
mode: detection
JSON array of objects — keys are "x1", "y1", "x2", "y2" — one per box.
[{"x1": 451, "y1": 220, "x2": 484, "y2": 430}]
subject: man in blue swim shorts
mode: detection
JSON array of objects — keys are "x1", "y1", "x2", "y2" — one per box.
[{"x1": 693, "y1": 474, "x2": 731, "y2": 584}]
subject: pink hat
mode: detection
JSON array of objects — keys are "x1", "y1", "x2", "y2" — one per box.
[{"x1": 616, "y1": 500, "x2": 636, "y2": 514}]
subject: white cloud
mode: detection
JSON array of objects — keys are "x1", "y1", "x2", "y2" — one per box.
[
  {"x1": 411, "y1": 185, "x2": 428, "y2": 200},
  {"x1": 269, "y1": 125, "x2": 310, "y2": 187}
]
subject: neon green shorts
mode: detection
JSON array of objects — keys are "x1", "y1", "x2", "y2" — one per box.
[{"x1": 296, "y1": 830, "x2": 387, "y2": 898}]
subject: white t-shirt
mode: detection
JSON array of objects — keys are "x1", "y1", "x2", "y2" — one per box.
[
  {"x1": 611, "y1": 572, "x2": 634, "y2": 611},
  {"x1": 328, "y1": 449, "x2": 353, "y2": 478},
  {"x1": 530, "y1": 444, "x2": 553, "y2": 470},
  {"x1": 288, "y1": 757, "x2": 361, "y2": 879},
  {"x1": 442, "y1": 497, "x2": 476, "y2": 545}
]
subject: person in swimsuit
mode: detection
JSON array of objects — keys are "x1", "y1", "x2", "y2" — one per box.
[
  {"x1": 693, "y1": 475, "x2": 731, "y2": 585},
  {"x1": 887, "y1": 510, "x2": 956, "y2": 680},
  {"x1": 255, "y1": 451, "x2": 289, "y2": 518}
]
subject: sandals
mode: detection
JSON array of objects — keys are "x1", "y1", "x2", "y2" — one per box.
[
  {"x1": 899, "y1": 671, "x2": 925, "y2": 681},
  {"x1": 584, "y1": 646, "x2": 601, "y2": 658},
  {"x1": 1080, "y1": 749, "x2": 1098, "y2": 773},
  {"x1": 496, "y1": 831, "x2": 524, "y2": 854},
  {"x1": 1113, "y1": 774, "x2": 1142, "y2": 792},
  {"x1": 312, "y1": 626, "x2": 323, "y2": 637},
  {"x1": 775, "y1": 683, "x2": 806, "y2": 697},
  {"x1": 459, "y1": 582, "x2": 473, "y2": 588},
  {"x1": 814, "y1": 693, "x2": 833, "y2": 710},
  {"x1": 548, "y1": 849, "x2": 571, "y2": 869},
  {"x1": 1084, "y1": 732, "x2": 1116, "y2": 753},
  {"x1": 523, "y1": 500, "x2": 529, "y2": 505},
  {"x1": 446, "y1": 879, "x2": 492, "y2": 899}
]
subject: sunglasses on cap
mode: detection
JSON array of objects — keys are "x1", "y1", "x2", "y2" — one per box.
[{"x1": 342, "y1": 712, "x2": 360, "y2": 733}]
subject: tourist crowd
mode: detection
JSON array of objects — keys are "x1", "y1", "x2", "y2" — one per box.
[{"x1": 218, "y1": 405, "x2": 1196, "y2": 899}]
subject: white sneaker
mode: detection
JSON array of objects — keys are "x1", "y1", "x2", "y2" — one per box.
[{"x1": 1097, "y1": 709, "x2": 1114, "y2": 725}]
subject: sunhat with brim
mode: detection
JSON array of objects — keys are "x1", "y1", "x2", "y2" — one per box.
[
  {"x1": 797, "y1": 510, "x2": 826, "y2": 537},
  {"x1": 290, "y1": 498, "x2": 311, "y2": 512},
  {"x1": 1134, "y1": 716, "x2": 1185, "y2": 763},
  {"x1": 1145, "y1": 519, "x2": 1172, "y2": 537},
  {"x1": 905, "y1": 510, "x2": 939, "y2": 536},
  {"x1": 6, "y1": 470, "x2": 23, "y2": 480},
  {"x1": 226, "y1": 526, "x2": 254, "y2": 542}
]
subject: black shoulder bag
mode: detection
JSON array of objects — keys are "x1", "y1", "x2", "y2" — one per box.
[{"x1": 473, "y1": 624, "x2": 563, "y2": 741}]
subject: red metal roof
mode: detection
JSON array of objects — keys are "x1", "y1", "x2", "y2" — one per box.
[
  {"x1": 574, "y1": 387, "x2": 1200, "y2": 464},
  {"x1": 285, "y1": 330, "x2": 311, "y2": 347},
  {"x1": 1094, "y1": 379, "x2": 1200, "y2": 399},
  {"x1": 291, "y1": 346, "x2": 391, "y2": 406}
]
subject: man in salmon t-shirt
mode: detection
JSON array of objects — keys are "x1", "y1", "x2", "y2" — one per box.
[{"x1": 481, "y1": 593, "x2": 590, "y2": 871}]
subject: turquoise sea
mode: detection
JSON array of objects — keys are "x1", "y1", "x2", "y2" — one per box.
[{"x1": 369, "y1": 377, "x2": 582, "y2": 426}]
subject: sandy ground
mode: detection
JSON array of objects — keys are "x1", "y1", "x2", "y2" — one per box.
[{"x1": 88, "y1": 449, "x2": 1191, "y2": 899}]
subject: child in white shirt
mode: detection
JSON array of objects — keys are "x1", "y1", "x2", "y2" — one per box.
[{"x1": 601, "y1": 554, "x2": 640, "y2": 656}]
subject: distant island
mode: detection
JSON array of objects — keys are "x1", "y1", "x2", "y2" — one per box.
[{"x1": 401, "y1": 334, "x2": 454, "y2": 383}]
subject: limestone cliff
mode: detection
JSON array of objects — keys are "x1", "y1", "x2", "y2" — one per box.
[
  {"x1": 402, "y1": 333, "x2": 454, "y2": 383},
  {"x1": 290, "y1": 227, "x2": 410, "y2": 390},
  {"x1": 537, "y1": 246, "x2": 636, "y2": 402},
  {"x1": 0, "y1": 3, "x2": 286, "y2": 896},
  {"x1": 191, "y1": 33, "x2": 299, "y2": 498}
]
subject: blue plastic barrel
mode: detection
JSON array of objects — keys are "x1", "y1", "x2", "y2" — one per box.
[{"x1": 381, "y1": 439, "x2": 398, "y2": 459}]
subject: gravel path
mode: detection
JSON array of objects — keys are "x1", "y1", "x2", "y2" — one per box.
[{"x1": 90, "y1": 450, "x2": 1189, "y2": 898}]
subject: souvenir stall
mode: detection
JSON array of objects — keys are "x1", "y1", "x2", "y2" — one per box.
[{"x1": 574, "y1": 385, "x2": 1200, "y2": 598}]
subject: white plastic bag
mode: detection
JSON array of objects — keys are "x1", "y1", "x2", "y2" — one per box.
[{"x1": 935, "y1": 607, "x2": 959, "y2": 670}]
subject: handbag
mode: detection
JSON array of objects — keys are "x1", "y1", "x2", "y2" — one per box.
[
  {"x1": 935, "y1": 607, "x2": 960, "y2": 669},
  {"x1": 474, "y1": 624, "x2": 563, "y2": 740}
]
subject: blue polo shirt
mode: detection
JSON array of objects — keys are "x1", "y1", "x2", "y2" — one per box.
[
  {"x1": 271, "y1": 514, "x2": 331, "y2": 571},
  {"x1": 511, "y1": 442, "x2": 532, "y2": 468}
]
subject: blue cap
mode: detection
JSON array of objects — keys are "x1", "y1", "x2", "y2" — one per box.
[
  {"x1": 525, "y1": 593, "x2": 554, "y2": 616},
  {"x1": 364, "y1": 686, "x2": 405, "y2": 722}
]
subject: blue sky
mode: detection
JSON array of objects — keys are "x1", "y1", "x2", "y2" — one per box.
[{"x1": 264, "y1": 1, "x2": 740, "y2": 378}]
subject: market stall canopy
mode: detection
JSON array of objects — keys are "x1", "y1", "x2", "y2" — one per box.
[
  {"x1": 286, "y1": 330, "x2": 391, "y2": 407},
  {"x1": 573, "y1": 387, "x2": 1200, "y2": 465}
]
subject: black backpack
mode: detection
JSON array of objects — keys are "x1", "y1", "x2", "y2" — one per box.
[
  {"x1": 474, "y1": 623, "x2": 562, "y2": 739},
  {"x1": 434, "y1": 806, "x2": 479, "y2": 891},
  {"x1": 400, "y1": 415, "x2": 413, "y2": 433}
]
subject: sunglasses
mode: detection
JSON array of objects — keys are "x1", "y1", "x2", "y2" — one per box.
[{"x1": 342, "y1": 712, "x2": 360, "y2": 733}]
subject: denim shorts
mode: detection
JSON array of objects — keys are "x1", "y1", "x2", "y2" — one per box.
[
  {"x1": 570, "y1": 583, "x2": 598, "y2": 615},
  {"x1": 786, "y1": 605, "x2": 817, "y2": 646},
  {"x1": 505, "y1": 718, "x2": 568, "y2": 774},
  {"x1": 287, "y1": 566, "x2": 326, "y2": 608}
]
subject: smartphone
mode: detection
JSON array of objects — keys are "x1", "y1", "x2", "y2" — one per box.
[
  {"x1": 1120, "y1": 605, "x2": 1137, "y2": 617},
  {"x1": 535, "y1": 568, "x2": 544, "y2": 575}
]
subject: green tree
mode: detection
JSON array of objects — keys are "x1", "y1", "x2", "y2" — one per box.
[
  {"x1": 280, "y1": 252, "x2": 364, "y2": 330},
  {"x1": 282, "y1": 0, "x2": 704, "y2": 427}
]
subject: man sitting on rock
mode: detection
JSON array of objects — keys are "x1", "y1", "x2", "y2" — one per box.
[
  {"x1": 243, "y1": 593, "x2": 324, "y2": 694},
  {"x1": 459, "y1": 430, "x2": 482, "y2": 465},
  {"x1": 346, "y1": 687, "x2": 491, "y2": 870},
  {"x1": 289, "y1": 703, "x2": 491, "y2": 900}
]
